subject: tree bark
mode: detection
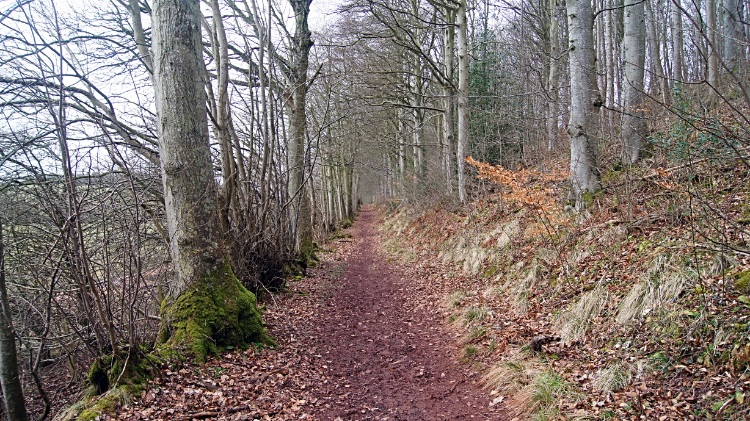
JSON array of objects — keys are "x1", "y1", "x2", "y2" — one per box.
[
  {"x1": 672, "y1": 0, "x2": 684, "y2": 83},
  {"x1": 0, "y1": 219, "x2": 29, "y2": 421},
  {"x1": 722, "y1": 0, "x2": 741, "y2": 70},
  {"x1": 287, "y1": 0, "x2": 315, "y2": 258},
  {"x1": 622, "y1": 0, "x2": 648, "y2": 164},
  {"x1": 153, "y1": 0, "x2": 222, "y2": 295},
  {"x1": 457, "y1": 0, "x2": 469, "y2": 203},
  {"x1": 566, "y1": 0, "x2": 602, "y2": 209},
  {"x1": 152, "y1": 0, "x2": 267, "y2": 359},
  {"x1": 645, "y1": 0, "x2": 671, "y2": 105},
  {"x1": 707, "y1": 0, "x2": 720, "y2": 101},
  {"x1": 547, "y1": 0, "x2": 560, "y2": 150},
  {"x1": 443, "y1": 8, "x2": 456, "y2": 192}
]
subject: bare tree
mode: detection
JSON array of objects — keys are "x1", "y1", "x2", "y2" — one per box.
[
  {"x1": 286, "y1": 0, "x2": 315, "y2": 259},
  {"x1": 457, "y1": 0, "x2": 468, "y2": 202},
  {"x1": 0, "y1": 218, "x2": 28, "y2": 421},
  {"x1": 566, "y1": 0, "x2": 602, "y2": 209},
  {"x1": 622, "y1": 0, "x2": 647, "y2": 164},
  {"x1": 151, "y1": 0, "x2": 266, "y2": 359}
]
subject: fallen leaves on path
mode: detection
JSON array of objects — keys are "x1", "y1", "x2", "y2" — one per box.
[{"x1": 113, "y1": 207, "x2": 504, "y2": 420}]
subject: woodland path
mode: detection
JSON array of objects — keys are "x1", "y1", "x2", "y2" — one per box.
[
  {"x1": 306, "y1": 206, "x2": 501, "y2": 420},
  {"x1": 115, "y1": 206, "x2": 504, "y2": 420}
]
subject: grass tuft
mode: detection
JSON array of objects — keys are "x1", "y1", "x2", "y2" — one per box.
[
  {"x1": 617, "y1": 255, "x2": 697, "y2": 324},
  {"x1": 594, "y1": 359, "x2": 651, "y2": 393},
  {"x1": 446, "y1": 290, "x2": 468, "y2": 308},
  {"x1": 510, "y1": 266, "x2": 539, "y2": 316},
  {"x1": 463, "y1": 305, "x2": 489, "y2": 325},
  {"x1": 555, "y1": 285, "x2": 608, "y2": 345}
]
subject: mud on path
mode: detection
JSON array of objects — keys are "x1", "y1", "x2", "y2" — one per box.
[
  {"x1": 114, "y1": 207, "x2": 504, "y2": 420},
  {"x1": 309, "y1": 206, "x2": 501, "y2": 420}
]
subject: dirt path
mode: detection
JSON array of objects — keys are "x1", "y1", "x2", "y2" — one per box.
[
  {"x1": 114, "y1": 206, "x2": 503, "y2": 421},
  {"x1": 307, "y1": 206, "x2": 500, "y2": 420}
]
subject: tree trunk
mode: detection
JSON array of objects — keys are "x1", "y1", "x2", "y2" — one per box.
[
  {"x1": 152, "y1": 0, "x2": 267, "y2": 361},
  {"x1": 707, "y1": 0, "x2": 720, "y2": 100},
  {"x1": 443, "y1": 8, "x2": 456, "y2": 192},
  {"x1": 672, "y1": 0, "x2": 684, "y2": 82},
  {"x1": 605, "y1": 0, "x2": 615, "y2": 135},
  {"x1": 622, "y1": 0, "x2": 648, "y2": 164},
  {"x1": 566, "y1": 0, "x2": 602, "y2": 209},
  {"x1": 287, "y1": 0, "x2": 315, "y2": 258},
  {"x1": 645, "y1": 0, "x2": 671, "y2": 105},
  {"x1": 548, "y1": 0, "x2": 560, "y2": 150},
  {"x1": 411, "y1": 0, "x2": 424, "y2": 177},
  {"x1": 722, "y1": 0, "x2": 741, "y2": 70},
  {"x1": 0, "y1": 219, "x2": 29, "y2": 421},
  {"x1": 457, "y1": 0, "x2": 469, "y2": 203}
]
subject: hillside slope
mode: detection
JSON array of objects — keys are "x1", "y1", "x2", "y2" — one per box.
[{"x1": 380, "y1": 158, "x2": 750, "y2": 420}]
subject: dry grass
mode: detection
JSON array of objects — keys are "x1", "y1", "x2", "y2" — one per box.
[
  {"x1": 510, "y1": 265, "x2": 540, "y2": 316},
  {"x1": 593, "y1": 359, "x2": 650, "y2": 393},
  {"x1": 617, "y1": 255, "x2": 697, "y2": 324},
  {"x1": 483, "y1": 351, "x2": 581, "y2": 420},
  {"x1": 555, "y1": 285, "x2": 608, "y2": 345},
  {"x1": 445, "y1": 289, "x2": 469, "y2": 309}
]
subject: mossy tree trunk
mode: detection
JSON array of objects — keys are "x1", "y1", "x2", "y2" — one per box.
[
  {"x1": 152, "y1": 0, "x2": 268, "y2": 362},
  {"x1": 0, "y1": 219, "x2": 29, "y2": 421}
]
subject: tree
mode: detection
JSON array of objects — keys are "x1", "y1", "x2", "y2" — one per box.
[
  {"x1": 721, "y1": 0, "x2": 742, "y2": 70},
  {"x1": 547, "y1": 0, "x2": 561, "y2": 150},
  {"x1": 566, "y1": 0, "x2": 602, "y2": 209},
  {"x1": 0, "y1": 218, "x2": 28, "y2": 421},
  {"x1": 286, "y1": 0, "x2": 315, "y2": 259},
  {"x1": 441, "y1": 5, "x2": 457, "y2": 191},
  {"x1": 706, "y1": 0, "x2": 719, "y2": 101},
  {"x1": 622, "y1": 0, "x2": 647, "y2": 164},
  {"x1": 457, "y1": 0, "x2": 468, "y2": 202},
  {"x1": 151, "y1": 0, "x2": 267, "y2": 360},
  {"x1": 671, "y1": 0, "x2": 684, "y2": 83}
]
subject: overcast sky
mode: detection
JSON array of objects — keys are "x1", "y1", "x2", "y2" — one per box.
[{"x1": 43, "y1": 0, "x2": 342, "y2": 32}]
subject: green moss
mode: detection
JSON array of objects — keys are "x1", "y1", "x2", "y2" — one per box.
[
  {"x1": 734, "y1": 270, "x2": 750, "y2": 292},
  {"x1": 159, "y1": 260, "x2": 274, "y2": 363},
  {"x1": 86, "y1": 350, "x2": 158, "y2": 397},
  {"x1": 483, "y1": 265, "x2": 499, "y2": 278},
  {"x1": 332, "y1": 232, "x2": 353, "y2": 240},
  {"x1": 74, "y1": 387, "x2": 132, "y2": 421}
]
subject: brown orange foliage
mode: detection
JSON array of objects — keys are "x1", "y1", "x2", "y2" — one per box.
[
  {"x1": 466, "y1": 157, "x2": 572, "y2": 239},
  {"x1": 466, "y1": 157, "x2": 569, "y2": 213}
]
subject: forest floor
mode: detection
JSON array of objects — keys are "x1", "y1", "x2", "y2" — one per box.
[{"x1": 113, "y1": 206, "x2": 505, "y2": 421}]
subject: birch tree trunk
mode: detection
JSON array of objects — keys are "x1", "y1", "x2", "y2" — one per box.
[
  {"x1": 457, "y1": 0, "x2": 469, "y2": 203},
  {"x1": 622, "y1": 0, "x2": 647, "y2": 164},
  {"x1": 287, "y1": 0, "x2": 315, "y2": 258},
  {"x1": 152, "y1": 0, "x2": 267, "y2": 360},
  {"x1": 0, "y1": 219, "x2": 29, "y2": 421},
  {"x1": 566, "y1": 0, "x2": 602, "y2": 209}
]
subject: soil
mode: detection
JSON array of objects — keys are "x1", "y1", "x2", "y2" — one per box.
[
  {"x1": 309, "y1": 206, "x2": 501, "y2": 420},
  {"x1": 112, "y1": 206, "x2": 505, "y2": 420}
]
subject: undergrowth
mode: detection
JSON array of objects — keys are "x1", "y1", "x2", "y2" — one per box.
[{"x1": 381, "y1": 144, "x2": 750, "y2": 419}]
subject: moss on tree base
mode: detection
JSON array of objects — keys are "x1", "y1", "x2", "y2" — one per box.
[{"x1": 158, "y1": 260, "x2": 274, "y2": 363}]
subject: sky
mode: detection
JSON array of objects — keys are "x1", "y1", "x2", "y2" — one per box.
[{"x1": 44, "y1": 0, "x2": 343, "y2": 32}]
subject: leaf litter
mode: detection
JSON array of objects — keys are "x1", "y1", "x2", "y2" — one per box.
[{"x1": 112, "y1": 207, "x2": 505, "y2": 420}]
